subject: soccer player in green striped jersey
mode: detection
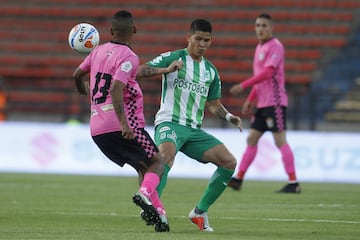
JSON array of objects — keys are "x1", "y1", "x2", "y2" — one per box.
[{"x1": 137, "y1": 19, "x2": 242, "y2": 232}]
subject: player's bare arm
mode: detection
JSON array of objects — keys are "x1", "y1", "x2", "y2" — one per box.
[
  {"x1": 207, "y1": 99, "x2": 242, "y2": 131},
  {"x1": 136, "y1": 60, "x2": 183, "y2": 78},
  {"x1": 110, "y1": 80, "x2": 134, "y2": 139},
  {"x1": 136, "y1": 64, "x2": 159, "y2": 78},
  {"x1": 229, "y1": 83, "x2": 244, "y2": 96},
  {"x1": 73, "y1": 67, "x2": 89, "y2": 95}
]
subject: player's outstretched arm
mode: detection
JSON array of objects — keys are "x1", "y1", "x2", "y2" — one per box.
[{"x1": 136, "y1": 60, "x2": 183, "y2": 79}]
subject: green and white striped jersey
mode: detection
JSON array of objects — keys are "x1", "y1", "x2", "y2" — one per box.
[{"x1": 147, "y1": 48, "x2": 222, "y2": 128}]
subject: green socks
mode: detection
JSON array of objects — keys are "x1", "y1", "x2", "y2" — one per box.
[
  {"x1": 197, "y1": 167, "x2": 234, "y2": 212},
  {"x1": 156, "y1": 163, "x2": 171, "y2": 197},
  {"x1": 156, "y1": 165, "x2": 234, "y2": 213}
]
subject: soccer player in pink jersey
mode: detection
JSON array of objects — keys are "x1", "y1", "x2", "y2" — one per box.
[
  {"x1": 72, "y1": 10, "x2": 169, "y2": 231},
  {"x1": 228, "y1": 13, "x2": 301, "y2": 193}
]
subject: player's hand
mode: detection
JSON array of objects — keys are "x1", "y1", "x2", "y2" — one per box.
[
  {"x1": 241, "y1": 100, "x2": 253, "y2": 117},
  {"x1": 229, "y1": 115, "x2": 243, "y2": 132},
  {"x1": 230, "y1": 84, "x2": 244, "y2": 96},
  {"x1": 167, "y1": 60, "x2": 183, "y2": 73},
  {"x1": 121, "y1": 125, "x2": 135, "y2": 139}
]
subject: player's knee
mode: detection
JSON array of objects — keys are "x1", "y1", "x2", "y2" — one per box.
[
  {"x1": 228, "y1": 156, "x2": 237, "y2": 169},
  {"x1": 160, "y1": 153, "x2": 175, "y2": 167},
  {"x1": 159, "y1": 145, "x2": 176, "y2": 167},
  {"x1": 220, "y1": 154, "x2": 237, "y2": 170},
  {"x1": 247, "y1": 135, "x2": 260, "y2": 146}
]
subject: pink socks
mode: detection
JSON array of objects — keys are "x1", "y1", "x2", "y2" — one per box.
[
  {"x1": 235, "y1": 143, "x2": 297, "y2": 182},
  {"x1": 139, "y1": 172, "x2": 160, "y2": 197},
  {"x1": 149, "y1": 191, "x2": 166, "y2": 215},
  {"x1": 139, "y1": 172, "x2": 166, "y2": 215},
  {"x1": 279, "y1": 143, "x2": 297, "y2": 181},
  {"x1": 236, "y1": 145, "x2": 257, "y2": 179}
]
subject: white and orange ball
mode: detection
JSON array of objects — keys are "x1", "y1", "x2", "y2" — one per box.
[{"x1": 68, "y1": 23, "x2": 100, "y2": 54}]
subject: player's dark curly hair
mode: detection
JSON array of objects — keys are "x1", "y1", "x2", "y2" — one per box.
[
  {"x1": 190, "y1": 19, "x2": 212, "y2": 33},
  {"x1": 112, "y1": 10, "x2": 134, "y2": 34}
]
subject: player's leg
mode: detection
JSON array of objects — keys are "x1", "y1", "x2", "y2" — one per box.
[
  {"x1": 156, "y1": 142, "x2": 176, "y2": 197},
  {"x1": 130, "y1": 160, "x2": 164, "y2": 228},
  {"x1": 130, "y1": 129, "x2": 171, "y2": 230},
  {"x1": 154, "y1": 122, "x2": 187, "y2": 197},
  {"x1": 228, "y1": 109, "x2": 265, "y2": 190},
  {"x1": 132, "y1": 129, "x2": 165, "y2": 200},
  {"x1": 271, "y1": 106, "x2": 300, "y2": 193},
  {"x1": 184, "y1": 130, "x2": 236, "y2": 231},
  {"x1": 231, "y1": 129, "x2": 262, "y2": 185},
  {"x1": 137, "y1": 151, "x2": 170, "y2": 231},
  {"x1": 272, "y1": 131, "x2": 301, "y2": 193},
  {"x1": 138, "y1": 155, "x2": 163, "y2": 200},
  {"x1": 92, "y1": 132, "x2": 164, "y2": 229},
  {"x1": 200, "y1": 143, "x2": 236, "y2": 207}
]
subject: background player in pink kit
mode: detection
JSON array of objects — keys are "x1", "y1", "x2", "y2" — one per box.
[
  {"x1": 228, "y1": 13, "x2": 301, "y2": 193},
  {"x1": 72, "y1": 10, "x2": 169, "y2": 231}
]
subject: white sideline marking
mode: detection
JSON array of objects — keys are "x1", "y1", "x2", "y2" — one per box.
[
  {"x1": 53, "y1": 211, "x2": 360, "y2": 225},
  {"x1": 221, "y1": 216, "x2": 360, "y2": 225}
]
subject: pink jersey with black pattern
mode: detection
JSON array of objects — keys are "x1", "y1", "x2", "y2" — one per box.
[
  {"x1": 79, "y1": 41, "x2": 145, "y2": 136},
  {"x1": 253, "y1": 37, "x2": 288, "y2": 108}
]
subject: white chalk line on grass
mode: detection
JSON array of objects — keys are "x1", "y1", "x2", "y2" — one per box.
[
  {"x1": 221, "y1": 216, "x2": 360, "y2": 225},
  {"x1": 53, "y1": 211, "x2": 360, "y2": 225}
]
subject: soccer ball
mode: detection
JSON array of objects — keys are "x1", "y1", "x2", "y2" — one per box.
[{"x1": 68, "y1": 23, "x2": 100, "y2": 54}]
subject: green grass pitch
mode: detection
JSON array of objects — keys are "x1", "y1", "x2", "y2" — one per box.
[{"x1": 0, "y1": 173, "x2": 359, "y2": 240}]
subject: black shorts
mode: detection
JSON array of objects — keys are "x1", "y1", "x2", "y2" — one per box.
[
  {"x1": 92, "y1": 129, "x2": 159, "y2": 169},
  {"x1": 251, "y1": 106, "x2": 287, "y2": 133}
]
